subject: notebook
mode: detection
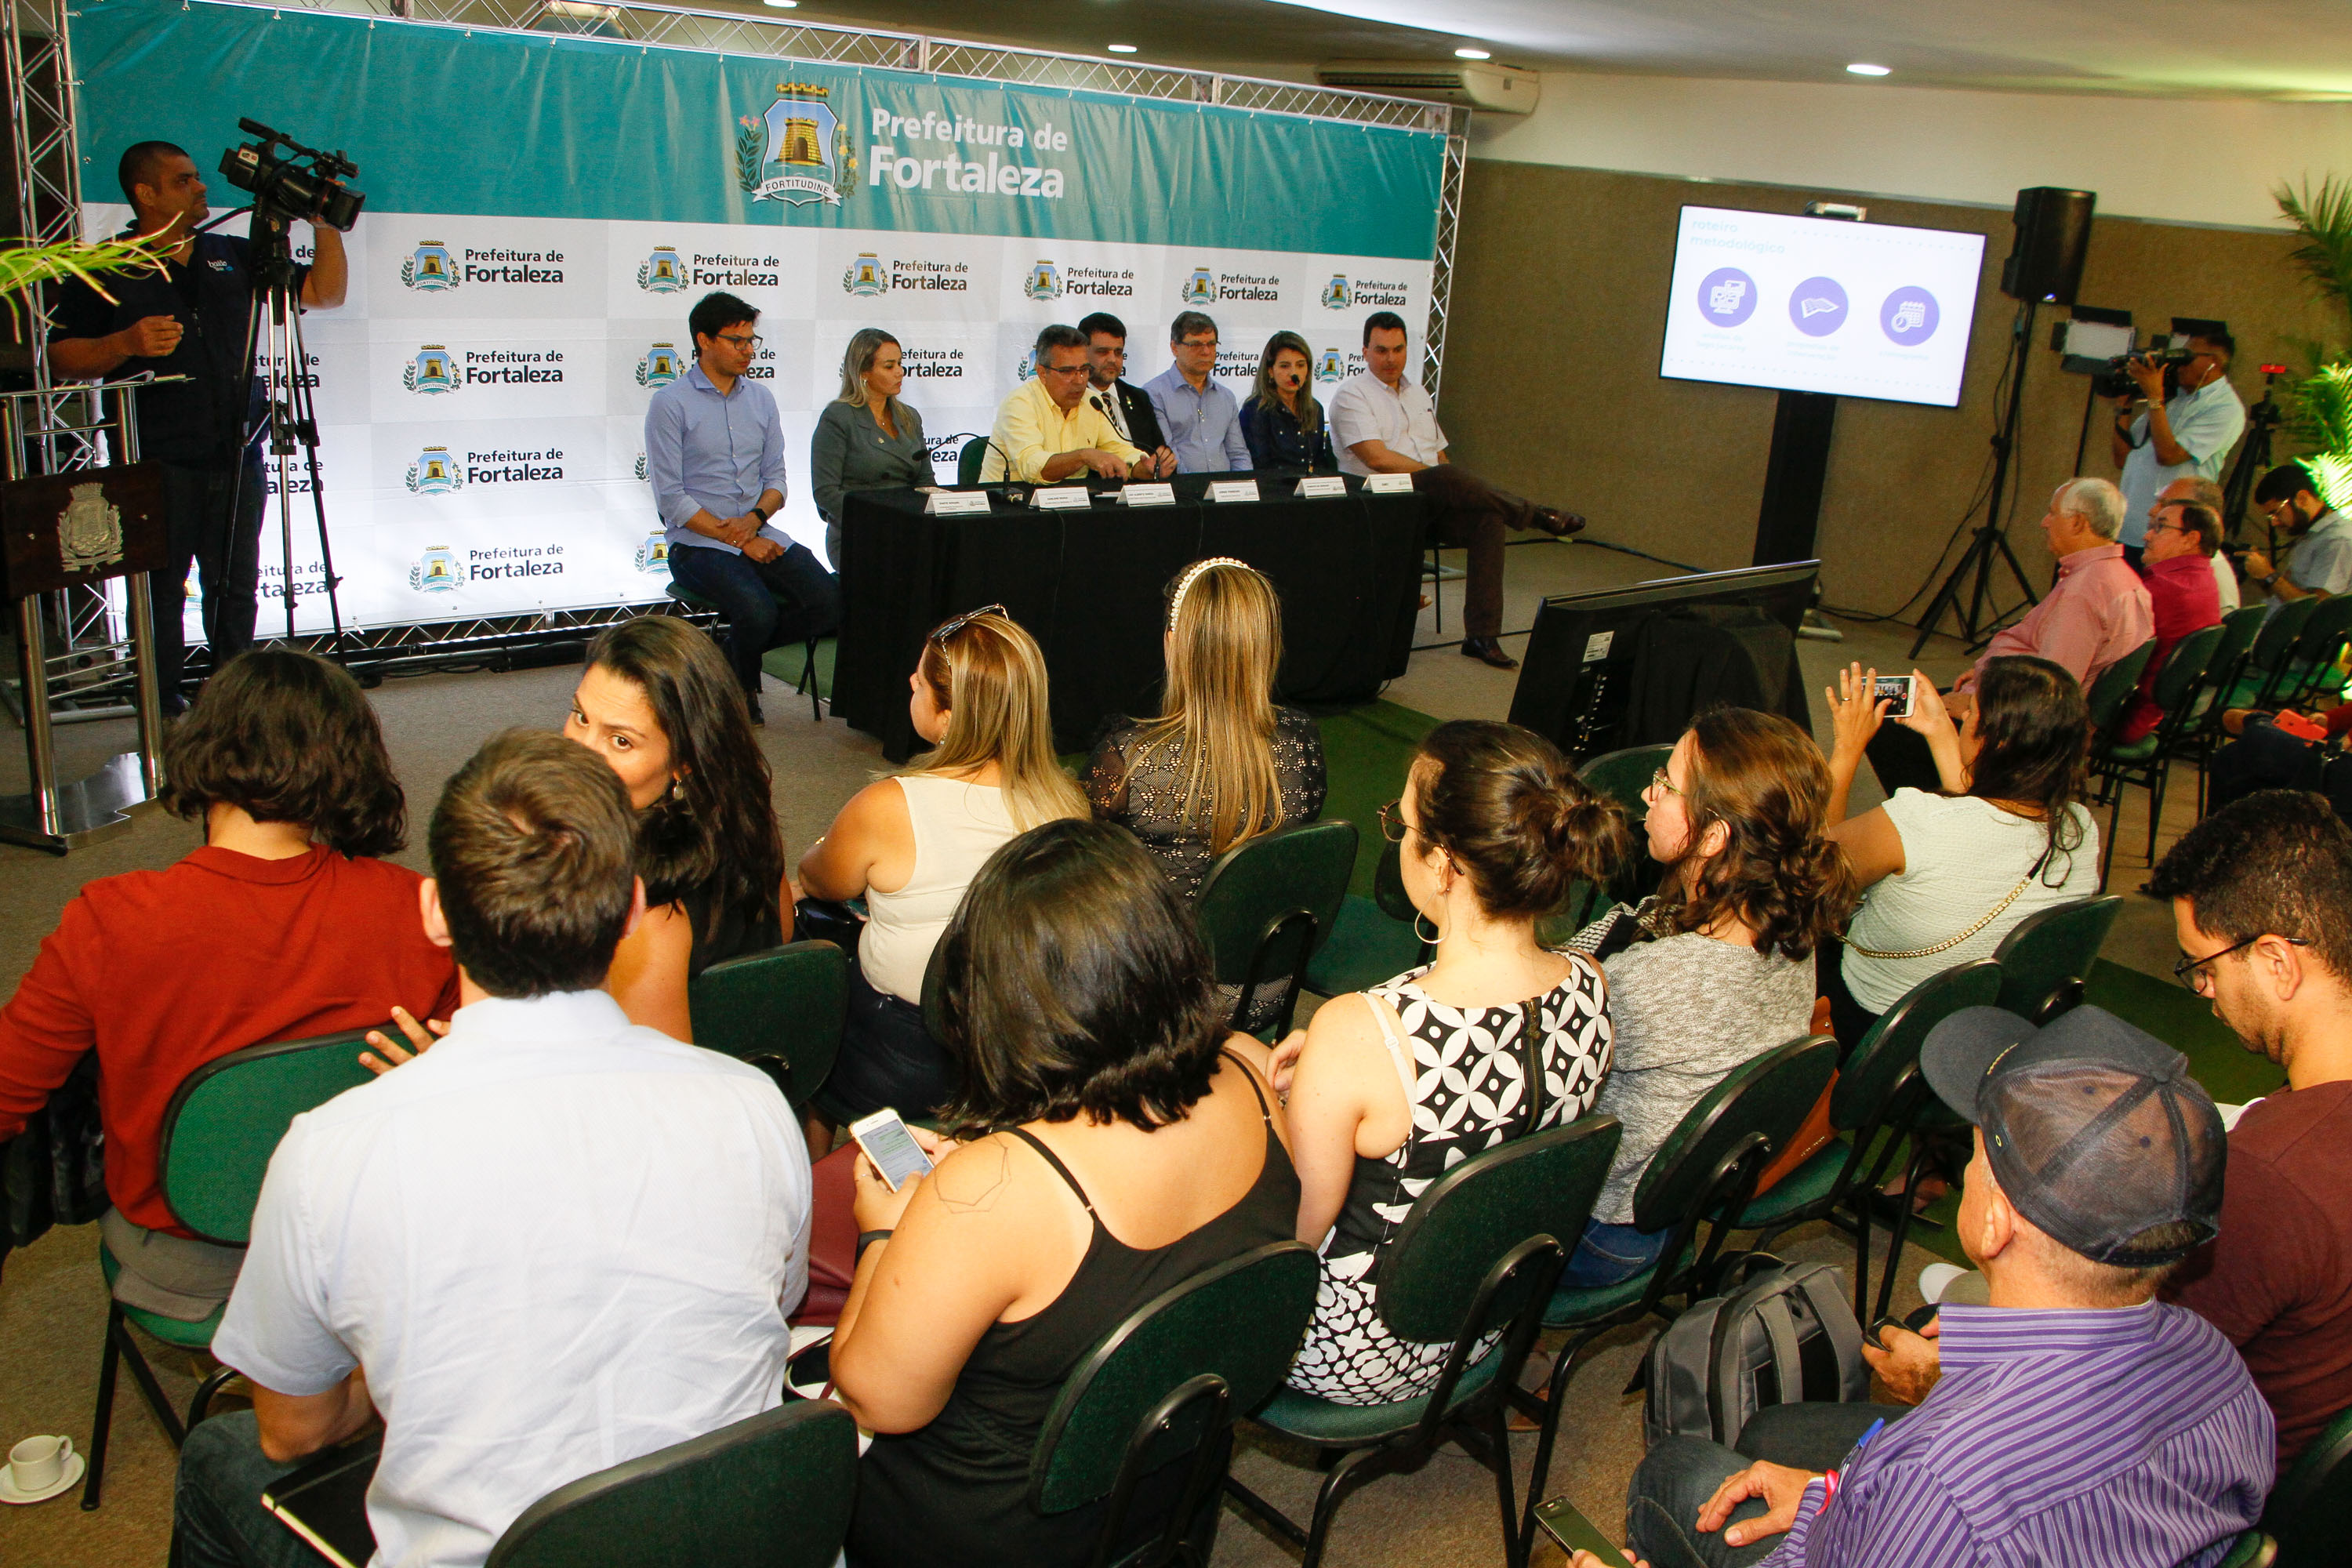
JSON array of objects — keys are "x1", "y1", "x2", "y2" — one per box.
[{"x1": 260, "y1": 1435, "x2": 381, "y2": 1568}]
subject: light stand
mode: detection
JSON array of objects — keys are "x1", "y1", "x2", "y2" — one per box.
[
  {"x1": 1911, "y1": 296, "x2": 2042, "y2": 656},
  {"x1": 2221, "y1": 365, "x2": 2285, "y2": 547}
]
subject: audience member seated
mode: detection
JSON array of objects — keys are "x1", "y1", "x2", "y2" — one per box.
[
  {"x1": 2151, "y1": 475, "x2": 2239, "y2": 612},
  {"x1": 1581, "y1": 1005, "x2": 2270, "y2": 1568},
  {"x1": 2206, "y1": 702, "x2": 2350, "y2": 811},
  {"x1": 0, "y1": 649, "x2": 456, "y2": 1323},
  {"x1": 1240, "y1": 330, "x2": 1337, "y2": 473},
  {"x1": 1823, "y1": 658, "x2": 2100, "y2": 1051},
  {"x1": 811, "y1": 327, "x2": 932, "y2": 569},
  {"x1": 2242, "y1": 460, "x2": 2352, "y2": 604},
  {"x1": 2149, "y1": 791, "x2": 2352, "y2": 1465},
  {"x1": 828, "y1": 818, "x2": 1296, "y2": 1566},
  {"x1": 1866, "y1": 479, "x2": 2149, "y2": 793},
  {"x1": 800, "y1": 608, "x2": 1086, "y2": 1127},
  {"x1": 1145, "y1": 310, "x2": 1250, "y2": 474},
  {"x1": 978, "y1": 322, "x2": 1149, "y2": 483},
  {"x1": 173, "y1": 730, "x2": 811, "y2": 1568},
  {"x1": 2118, "y1": 496, "x2": 2224, "y2": 744},
  {"x1": 1083, "y1": 558, "x2": 1327, "y2": 902},
  {"x1": 1274, "y1": 720, "x2": 1624, "y2": 1404},
  {"x1": 1563, "y1": 710, "x2": 1854, "y2": 1287}
]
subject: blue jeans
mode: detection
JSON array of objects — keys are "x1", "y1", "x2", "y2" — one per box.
[
  {"x1": 1625, "y1": 1405, "x2": 1902, "y2": 1568},
  {"x1": 1561, "y1": 1218, "x2": 1674, "y2": 1289},
  {"x1": 667, "y1": 540, "x2": 840, "y2": 696},
  {"x1": 173, "y1": 1410, "x2": 343, "y2": 1568}
]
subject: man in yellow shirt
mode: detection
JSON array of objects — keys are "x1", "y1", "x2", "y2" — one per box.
[{"x1": 980, "y1": 323, "x2": 1149, "y2": 483}]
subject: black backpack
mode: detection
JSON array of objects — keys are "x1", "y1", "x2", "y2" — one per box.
[{"x1": 1643, "y1": 1254, "x2": 1871, "y2": 1449}]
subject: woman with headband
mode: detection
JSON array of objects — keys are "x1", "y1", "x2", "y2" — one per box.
[{"x1": 1083, "y1": 557, "x2": 1327, "y2": 903}]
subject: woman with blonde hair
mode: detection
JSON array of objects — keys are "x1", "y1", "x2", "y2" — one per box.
[
  {"x1": 1083, "y1": 557, "x2": 1327, "y2": 902},
  {"x1": 1239, "y1": 330, "x2": 1336, "y2": 473},
  {"x1": 802, "y1": 606, "x2": 1087, "y2": 1124},
  {"x1": 811, "y1": 327, "x2": 932, "y2": 568}
]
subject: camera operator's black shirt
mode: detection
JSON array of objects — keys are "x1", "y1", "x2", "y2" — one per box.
[{"x1": 47, "y1": 230, "x2": 303, "y2": 467}]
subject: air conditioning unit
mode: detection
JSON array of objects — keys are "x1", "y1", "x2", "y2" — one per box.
[{"x1": 1315, "y1": 59, "x2": 1540, "y2": 114}]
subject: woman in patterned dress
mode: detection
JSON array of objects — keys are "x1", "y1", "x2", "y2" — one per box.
[{"x1": 1272, "y1": 720, "x2": 1630, "y2": 1406}]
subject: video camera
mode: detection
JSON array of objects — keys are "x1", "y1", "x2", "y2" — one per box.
[
  {"x1": 220, "y1": 118, "x2": 364, "y2": 232},
  {"x1": 2091, "y1": 340, "x2": 2193, "y2": 401}
]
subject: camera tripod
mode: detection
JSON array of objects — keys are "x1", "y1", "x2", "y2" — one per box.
[
  {"x1": 1911, "y1": 296, "x2": 2042, "y2": 656},
  {"x1": 2222, "y1": 368, "x2": 2285, "y2": 557}
]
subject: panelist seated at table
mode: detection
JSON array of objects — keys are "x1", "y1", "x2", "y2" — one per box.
[
  {"x1": 1145, "y1": 310, "x2": 1251, "y2": 474},
  {"x1": 1078, "y1": 310, "x2": 1178, "y2": 478},
  {"x1": 979, "y1": 323, "x2": 1150, "y2": 485},
  {"x1": 1240, "y1": 330, "x2": 1338, "y2": 474},
  {"x1": 813, "y1": 327, "x2": 932, "y2": 570}
]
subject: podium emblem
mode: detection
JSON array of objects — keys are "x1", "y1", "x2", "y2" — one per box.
[
  {"x1": 634, "y1": 532, "x2": 670, "y2": 573},
  {"x1": 56, "y1": 481, "x2": 125, "y2": 573}
]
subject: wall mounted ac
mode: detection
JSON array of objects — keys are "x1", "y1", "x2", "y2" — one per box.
[{"x1": 1314, "y1": 59, "x2": 1539, "y2": 114}]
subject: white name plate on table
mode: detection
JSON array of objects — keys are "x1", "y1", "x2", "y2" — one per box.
[
  {"x1": 924, "y1": 490, "x2": 993, "y2": 516},
  {"x1": 1363, "y1": 472, "x2": 1415, "y2": 495},
  {"x1": 1207, "y1": 478, "x2": 1263, "y2": 504},
  {"x1": 1294, "y1": 475, "x2": 1348, "y2": 499},
  {"x1": 1119, "y1": 482, "x2": 1177, "y2": 506},
  {"x1": 1033, "y1": 485, "x2": 1094, "y2": 510}
]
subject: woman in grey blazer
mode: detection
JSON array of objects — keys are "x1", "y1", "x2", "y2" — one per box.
[{"x1": 811, "y1": 328, "x2": 933, "y2": 569}]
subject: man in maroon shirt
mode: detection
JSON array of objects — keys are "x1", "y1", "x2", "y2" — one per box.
[
  {"x1": 2148, "y1": 789, "x2": 2352, "y2": 1464},
  {"x1": 2119, "y1": 498, "x2": 2224, "y2": 743}
]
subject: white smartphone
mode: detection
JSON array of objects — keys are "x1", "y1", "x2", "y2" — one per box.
[
  {"x1": 1871, "y1": 673, "x2": 1916, "y2": 719},
  {"x1": 848, "y1": 1108, "x2": 935, "y2": 1192}
]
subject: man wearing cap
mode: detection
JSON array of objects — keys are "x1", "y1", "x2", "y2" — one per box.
[{"x1": 1585, "y1": 1004, "x2": 2272, "y2": 1568}]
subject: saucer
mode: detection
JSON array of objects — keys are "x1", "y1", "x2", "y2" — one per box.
[{"x1": 0, "y1": 1451, "x2": 85, "y2": 1505}]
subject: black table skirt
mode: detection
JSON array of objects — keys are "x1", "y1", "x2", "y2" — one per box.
[{"x1": 833, "y1": 477, "x2": 1427, "y2": 761}]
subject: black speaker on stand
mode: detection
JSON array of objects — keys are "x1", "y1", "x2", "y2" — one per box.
[{"x1": 1911, "y1": 187, "x2": 2096, "y2": 657}]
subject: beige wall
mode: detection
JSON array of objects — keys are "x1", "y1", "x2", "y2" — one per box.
[{"x1": 1436, "y1": 159, "x2": 2344, "y2": 620}]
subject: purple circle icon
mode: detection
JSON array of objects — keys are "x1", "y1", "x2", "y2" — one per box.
[
  {"x1": 1879, "y1": 287, "x2": 1940, "y2": 347},
  {"x1": 1788, "y1": 277, "x2": 1848, "y2": 336},
  {"x1": 1696, "y1": 267, "x2": 1758, "y2": 328}
]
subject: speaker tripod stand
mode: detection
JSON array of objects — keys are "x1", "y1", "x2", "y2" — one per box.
[{"x1": 1911, "y1": 296, "x2": 2042, "y2": 657}]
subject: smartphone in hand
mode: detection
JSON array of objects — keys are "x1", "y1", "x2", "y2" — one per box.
[
  {"x1": 1871, "y1": 673, "x2": 1916, "y2": 719},
  {"x1": 849, "y1": 1108, "x2": 935, "y2": 1192}
]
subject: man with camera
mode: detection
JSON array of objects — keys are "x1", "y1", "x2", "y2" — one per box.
[
  {"x1": 2110, "y1": 332, "x2": 2246, "y2": 568},
  {"x1": 48, "y1": 141, "x2": 347, "y2": 713}
]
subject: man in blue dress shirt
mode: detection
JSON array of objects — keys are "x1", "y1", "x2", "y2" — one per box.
[
  {"x1": 1144, "y1": 310, "x2": 1251, "y2": 474},
  {"x1": 644, "y1": 291, "x2": 837, "y2": 723}
]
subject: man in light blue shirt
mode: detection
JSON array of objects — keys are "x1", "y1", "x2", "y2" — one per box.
[
  {"x1": 2243, "y1": 460, "x2": 2352, "y2": 604},
  {"x1": 644, "y1": 290, "x2": 837, "y2": 723},
  {"x1": 2111, "y1": 332, "x2": 2247, "y2": 557},
  {"x1": 1145, "y1": 310, "x2": 1250, "y2": 474}
]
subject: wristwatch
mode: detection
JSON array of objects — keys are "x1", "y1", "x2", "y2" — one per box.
[{"x1": 750, "y1": 501, "x2": 774, "y2": 523}]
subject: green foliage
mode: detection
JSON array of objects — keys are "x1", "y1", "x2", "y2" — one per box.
[
  {"x1": 2276, "y1": 178, "x2": 2352, "y2": 510},
  {"x1": 0, "y1": 230, "x2": 176, "y2": 335},
  {"x1": 2276, "y1": 177, "x2": 2352, "y2": 340}
]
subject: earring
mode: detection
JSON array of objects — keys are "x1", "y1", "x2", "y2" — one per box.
[
  {"x1": 1414, "y1": 911, "x2": 1445, "y2": 945},
  {"x1": 668, "y1": 776, "x2": 687, "y2": 806}
]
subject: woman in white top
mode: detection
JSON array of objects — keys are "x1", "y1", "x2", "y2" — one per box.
[
  {"x1": 1823, "y1": 655, "x2": 2101, "y2": 1047},
  {"x1": 800, "y1": 606, "x2": 1087, "y2": 1129}
]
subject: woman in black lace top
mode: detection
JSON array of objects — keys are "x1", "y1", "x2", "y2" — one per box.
[{"x1": 1083, "y1": 557, "x2": 1327, "y2": 901}]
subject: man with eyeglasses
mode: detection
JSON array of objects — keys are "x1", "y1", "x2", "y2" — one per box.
[
  {"x1": 2147, "y1": 475, "x2": 2239, "y2": 612},
  {"x1": 2110, "y1": 332, "x2": 2246, "y2": 568},
  {"x1": 2241, "y1": 460, "x2": 2352, "y2": 604},
  {"x1": 1144, "y1": 310, "x2": 1250, "y2": 474},
  {"x1": 645, "y1": 290, "x2": 839, "y2": 723},
  {"x1": 2118, "y1": 497, "x2": 2223, "y2": 743},
  {"x1": 2145, "y1": 790, "x2": 2352, "y2": 1467},
  {"x1": 979, "y1": 322, "x2": 1149, "y2": 484}
]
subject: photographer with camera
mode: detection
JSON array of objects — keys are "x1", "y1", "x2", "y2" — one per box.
[
  {"x1": 48, "y1": 140, "x2": 348, "y2": 713},
  {"x1": 2110, "y1": 332, "x2": 2245, "y2": 568}
]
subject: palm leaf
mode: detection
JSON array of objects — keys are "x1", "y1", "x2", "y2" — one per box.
[
  {"x1": 0, "y1": 228, "x2": 178, "y2": 336},
  {"x1": 2275, "y1": 177, "x2": 2352, "y2": 335}
]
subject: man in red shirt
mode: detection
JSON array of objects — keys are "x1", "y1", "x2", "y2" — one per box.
[
  {"x1": 2148, "y1": 789, "x2": 2352, "y2": 1465},
  {"x1": 2119, "y1": 498, "x2": 2224, "y2": 743}
]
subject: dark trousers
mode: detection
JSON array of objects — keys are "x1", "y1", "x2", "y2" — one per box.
[
  {"x1": 2208, "y1": 717, "x2": 2323, "y2": 813},
  {"x1": 154, "y1": 455, "x2": 266, "y2": 702},
  {"x1": 174, "y1": 1410, "x2": 333, "y2": 1568},
  {"x1": 1816, "y1": 944, "x2": 1881, "y2": 1059},
  {"x1": 667, "y1": 540, "x2": 840, "y2": 697},
  {"x1": 1627, "y1": 1403, "x2": 1905, "y2": 1568},
  {"x1": 815, "y1": 961, "x2": 960, "y2": 1125},
  {"x1": 1413, "y1": 464, "x2": 1539, "y2": 641}
]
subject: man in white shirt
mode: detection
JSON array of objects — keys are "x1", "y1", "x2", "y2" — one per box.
[
  {"x1": 174, "y1": 729, "x2": 811, "y2": 1568},
  {"x1": 1328, "y1": 310, "x2": 1581, "y2": 669},
  {"x1": 2111, "y1": 332, "x2": 2246, "y2": 562}
]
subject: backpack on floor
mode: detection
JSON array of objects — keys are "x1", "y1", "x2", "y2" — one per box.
[{"x1": 1642, "y1": 1254, "x2": 1870, "y2": 1450}]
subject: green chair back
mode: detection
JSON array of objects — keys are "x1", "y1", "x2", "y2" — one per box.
[
  {"x1": 158, "y1": 1029, "x2": 381, "y2": 1247},
  {"x1": 2248, "y1": 595, "x2": 2319, "y2": 674},
  {"x1": 2084, "y1": 641, "x2": 2158, "y2": 735},
  {"x1": 1629, "y1": 1035, "x2": 1839, "y2": 1236},
  {"x1": 1578, "y1": 744, "x2": 1671, "y2": 906},
  {"x1": 1375, "y1": 1114, "x2": 1622, "y2": 1346},
  {"x1": 688, "y1": 941, "x2": 848, "y2": 1109},
  {"x1": 1029, "y1": 1241, "x2": 1319, "y2": 1523},
  {"x1": 1372, "y1": 837, "x2": 1415, "y2": 924},
  {"x1": 2262, "y1": 1403, "x2": 2352, "y2": 1566},
  {"x1": 958, "y1": 435, "x2": 989, "y2": 487},
  {"x1": 1990, "y1": 895, "x2": 2121, "y2": 1023},
  {"x1": 485, "y1": 1401, "x2": 857, "y2": 1568},
  {"x1": 2205, "y1": 603, "x2": 2269, "y2": 684},
  {"x1": 2149, "y1": 622, "x2": 2227, "y2": 713},
  {"x1": 1195, "y1": 820, "x2": 1359, "y2": 1029},
  {"x1": 2213, "y1": 1530, "x2": 2278, "y2": 1568},
  {"x1": 1830, "y1": 960, "x2": 2002, "y2": 1132},
  {"x1": 2283, "y1": 593, "x2": 2352, "y2": 700}
]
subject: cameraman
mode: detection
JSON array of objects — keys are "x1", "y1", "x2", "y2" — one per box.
[
  {"x1": 2111, "y1": 332, "x2": 2245, "y2": 569},
  {"x1": 47, "y1": 141, "x2": 348, "y2": 712}
]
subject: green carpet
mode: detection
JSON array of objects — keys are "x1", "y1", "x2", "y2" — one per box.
[
  {"x1": 1302, "y1": 700, "x2": 1441, "y2": 895},
  {"x1": 760, "y1": 636, "x2": 835, "y2": 700}
]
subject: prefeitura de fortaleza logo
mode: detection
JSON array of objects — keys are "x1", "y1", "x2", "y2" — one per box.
[{"x1": 739, "y1": 82, "x2": 857, "y2": 205}]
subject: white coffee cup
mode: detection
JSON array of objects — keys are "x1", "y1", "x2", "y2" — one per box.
[{"x1": 8, "y1": 1435, "x2": 73, "y2": 1493}]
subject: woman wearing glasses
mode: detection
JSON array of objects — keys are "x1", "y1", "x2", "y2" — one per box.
[
  {"x1": 812, "y1": 328, "x2": 934, "y2": 571},
  {"x1": 800, "y1": 607, "x2": 1088, "y2": 1128},
  {"x1": 1559, "y1": 709, "x2": 1854, "y2": 1287},
  {"x1": 1272, "y1": 720, "x2": 1624, "y2": 1404}
]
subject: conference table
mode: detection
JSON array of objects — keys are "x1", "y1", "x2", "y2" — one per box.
[{"x1": 833, "y1": 476, "x2": 1427, "y2": 761}]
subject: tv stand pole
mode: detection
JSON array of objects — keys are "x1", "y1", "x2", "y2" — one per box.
[{"x1": 1753, "y1": 390, "x2": 1838, "y2": 566}]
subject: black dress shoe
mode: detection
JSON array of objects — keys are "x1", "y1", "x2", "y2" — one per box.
[
  {"x1": 1461, "y1": 637, "x2": 1519, "y2": 670},
  {"x1": 746, "y1": 695, "x2": 766, "y2": 728},
  {"x1": 1532, "y1": 506, "x2": 1586, "y2": 536}
]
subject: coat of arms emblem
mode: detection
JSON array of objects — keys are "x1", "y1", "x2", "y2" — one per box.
[{"x1": 57, "y1": 481, "x2": 125, "y2": 573}]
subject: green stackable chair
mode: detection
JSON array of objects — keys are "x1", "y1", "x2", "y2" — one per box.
[
  {"x1": 958, "y1": 435, "x2": 990, "y2": 486},
  {"x1": 2084, "y1": 641, "x2": 2158, "y2": 745},
  {"x1": 2092, "y1": 622, "x2": 2225, "y2": 880},
  {"x1": 2272, "y1": 593, "x2": 2352, "y2": 710},
  {"x1": 1739, "y1": 962, "x2": 2002, "y2": 1322},
  {"x1": 2183, "y1": 605, "x2": 2271, "y2": 814},
  {"x1": 2228, "y1": 595, "x2": 2320, "y2": 710},
  {"x1": 1194, "y1": 820, "x2": 1358, "y2": 1038},
  {"x1": 687, "y1": 940, "x2": 848, "y2": 1111},
  {"x1": 1225, "y1": 1115, "x2": 1623, "y2": 1568},
  {"x1": 1028, "y1": 1241, "x2": 1319, "y2": 1568},
  {"x1": 1303, "y1": 837, "x2": 1430, "y2": 1000},
  {"x1": 485, "y1": 1401, "x2": 858, "y2": 1568},
  {"x1": 2217, "y1": 1531, "x2": 2279, "y2": 1568},
  {"x1": 2259, "y1": 1402, "x2": 2352, "y2": 1567},
  {"x1": 1991, "y1": 895, "x2": 2122, "y2": 1024},
  {"x1": 660, "y1": 586, "x2": 826, "y2": 721},
  {"x1": 84, "y1": 1027, "x2": 381, "y2": 1509},
  {"x1": 1577, "y1": 743, "x2": 1671, "y2": 914}
]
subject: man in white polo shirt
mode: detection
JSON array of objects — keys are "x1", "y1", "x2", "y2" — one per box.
[
  {"x1": 173, "y1": 729, "x2": 811, "y2": 1568},
  {"x1": 1329, "y1": 310, "x2": 1582, "y2": 669}
]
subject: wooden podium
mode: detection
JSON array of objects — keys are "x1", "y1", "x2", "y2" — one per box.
[{"x1": 0, "y1": 387, "x2": 169, "y2": 851}]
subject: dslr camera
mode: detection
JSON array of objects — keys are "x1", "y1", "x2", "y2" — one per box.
[
  {"x1": 2092, "y1": 341, "x2": 2192, "y2": 401},
  {"x1": 219, "y1": 118, "x2": 364, "y2": 231}
]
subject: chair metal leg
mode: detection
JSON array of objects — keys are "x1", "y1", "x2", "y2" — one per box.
[
  {"x1": 1518, "y1": 1323, "x2": 1610, "y2": 1563},
  {"x1": 82, "y1": 1305, "x2": 124, "y2": 1510},
  {"x1": 2147, "y1": 757, "x2": 2170, "y2": 866},
  {"x1": 1221, "y1": 1475, "x2": 1308, "y2": 1549},
  {"x1": 796, "y1": 635, "x2": 822, "y2": 721},
  {"x1": 187, "y1": 1363, "x2": 238, "y2": 1432},
  {"x1": 1300, "y1": 1445, "x2": 1388, "y2": 1568}
]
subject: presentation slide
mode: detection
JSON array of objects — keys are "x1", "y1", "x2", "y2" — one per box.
[{"x1": 1658, "y1": 205, "x2": 1987, "y2": 408}]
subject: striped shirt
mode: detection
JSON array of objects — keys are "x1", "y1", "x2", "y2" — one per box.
[{"x1": 1762, "y1": 1301, "x2": 2272, "y2": 1568}]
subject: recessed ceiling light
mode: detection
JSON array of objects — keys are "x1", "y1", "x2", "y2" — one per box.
[
  {"x1": 1454, "y1": 47, "x2": 1491, "y2": 60},
  {"x1": 1107, "y1": 42, "x2": 1137, "y2": 53},
  {"x1": 1846, "y1": 62, "x2": 1890, "y2": 76},
  {"x1": 761, "y1": 0, "x2": 797, "y2": 8}
]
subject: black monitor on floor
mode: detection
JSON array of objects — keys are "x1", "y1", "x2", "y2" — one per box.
[{"x1": 1506, "y1": 561, "x2": 1820, "y2": 760}]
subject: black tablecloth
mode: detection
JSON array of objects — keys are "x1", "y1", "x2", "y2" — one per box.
[{"x1": 834, "y1": 476, "x2": 1425, "y2": 760}]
